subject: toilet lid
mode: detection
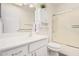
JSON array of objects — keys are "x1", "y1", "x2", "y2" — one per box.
[{"x1": 48, "y1": 42, "x2": 61, "y2": 49}]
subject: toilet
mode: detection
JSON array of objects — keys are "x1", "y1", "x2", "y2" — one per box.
[{"x1": 48, "y1": 42, "x2": 61, "y2": 56}]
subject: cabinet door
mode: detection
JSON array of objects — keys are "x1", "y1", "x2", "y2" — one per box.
[
  {"x1": 29, "y1": 51, "x2": 37, "y2": 56},
  {"x1": 29, "y1": 46, "x2": 48, "y2": 56},
  {"x1": 29, "y1": 39, "x2": 48, "y2": 52},
  {"x1": 35, "y1": 46, "x2": 48, "y2": 56},
  {"x1": 30, "y1": 46, "x2": 48, "y2": 56},
  {"x1": 1, "y1": 45, "x2": 28, "y2": 56}
]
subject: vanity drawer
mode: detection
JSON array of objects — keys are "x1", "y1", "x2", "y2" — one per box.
[
  {"x1": 29, "y1": 39, "x2": 48, "y2": 52},
  {"x1": 1, "y1": 45, "x2": 28, "y2": 56}
]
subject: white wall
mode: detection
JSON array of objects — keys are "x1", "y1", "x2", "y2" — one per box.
[
  {"x1": 55, "y1": 3, "x2": 79, "y2": 12},
  {"x1": 1, "y1": 4, "x2": 35, "y2": 33}
]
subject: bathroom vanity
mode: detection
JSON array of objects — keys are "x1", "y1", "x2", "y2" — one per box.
[{"x1": 0, "y1": 32, "x2": 48, "y2": 56}]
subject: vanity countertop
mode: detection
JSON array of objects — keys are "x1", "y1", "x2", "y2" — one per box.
[{"x1": 0, "y1": 32, "x2": 48, "y2": 52}]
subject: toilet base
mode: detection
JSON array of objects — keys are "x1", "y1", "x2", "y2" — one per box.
[{"x1": 47, "y1": 49, "x2": 59, "y2": 56}]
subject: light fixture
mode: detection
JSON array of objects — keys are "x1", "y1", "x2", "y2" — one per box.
[
  {"x1": 15, "y1": 3, "x2": 23, "y2": 6},
  {"x1": 14, "y1": 3, "x2": 35, "y2": 8},
  {"x1": 29, "y1": 4, "x2": 34, "y2": 8}
]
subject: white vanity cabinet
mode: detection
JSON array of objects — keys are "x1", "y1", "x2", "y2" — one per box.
[{"x1": 0, "y1": 45, "x2": 28, "y2": 56}]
